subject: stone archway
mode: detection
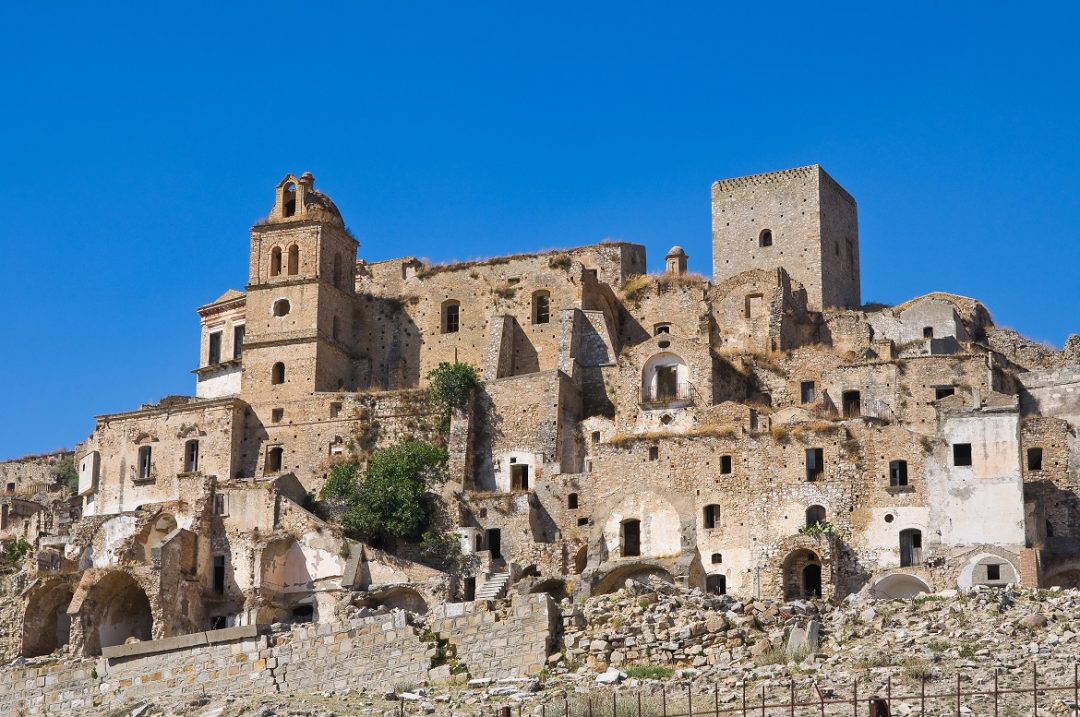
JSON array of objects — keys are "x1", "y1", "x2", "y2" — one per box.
[
  {"x1": 364, "y1": 586, "x2": 428, "y2": 614},
  {"x1": 593, "y1": 562, "x2": 674, "y2": 596},
  {"x1": 872, "y1": 573, "x2": 931, "y2": 599},
  {"x1": 82, "y1": 572, "x2": 153, "y2": 656},
  {"x1": 782, "y1": 549, "x2": 822, "y2": 599},
  {"x1": 22, "y1": 581, "x2": 74, "y2": 657}
]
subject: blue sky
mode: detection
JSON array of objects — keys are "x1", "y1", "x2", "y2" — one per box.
[{"x1": 2, "y1": 3, "x2": 1078, "y2": 459}]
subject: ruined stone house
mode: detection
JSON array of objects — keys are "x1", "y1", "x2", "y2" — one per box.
[{"x1": 4, "y1": 164, "x2": 1080, "y2": 660}]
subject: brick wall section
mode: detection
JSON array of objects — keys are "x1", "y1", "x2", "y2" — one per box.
[{"x1": 429, "y1": 594, "x2": 556, "y2": 679}]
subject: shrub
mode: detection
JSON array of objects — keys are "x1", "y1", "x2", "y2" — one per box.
[
  {"x1": 799, "y1": 520, "x2": 838, "y2": 537},
  {"x1": 428, "y1": 362, "x2": 481, "y2": 432},
  {"x1": 2, "y1": 538, "x2": 31, "y2": 567},
  {"x1": 623, "y1": 665, "x2": 674, "y2": 680},
  {"x1": 418, "y1": 530, "x2": 464, "y2": 571},
  {"x1": 51, "y1": 456, "x2": 78, "y2": 493}
]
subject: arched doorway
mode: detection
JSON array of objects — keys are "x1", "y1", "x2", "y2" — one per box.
[
  {"x1": 705, "y1": 574, "x2": 727, "y2": 595},
  {"x1": 84, "y1": 572, "x2": 153, "y2": 656},
  {"x1": 22, "y1": 582, "x2": 74, "y2": 657},
  {"x1": 782, "y1": 549, "x2": 823, "y2": 600},
  {"x1": 803, "y1": 565, "x2": 822, "y2": 597}
]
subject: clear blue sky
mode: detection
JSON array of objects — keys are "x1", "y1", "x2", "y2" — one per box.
[{"x1": 2, "y1": 3, "x2": 1078, "y2": 460}]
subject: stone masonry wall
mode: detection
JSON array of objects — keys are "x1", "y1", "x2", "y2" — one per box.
[{"x1": 429, "y1": 594, "x2": 556, "y2": 678}]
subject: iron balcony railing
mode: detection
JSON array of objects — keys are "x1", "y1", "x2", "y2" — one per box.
[{"x1": 641, "y1": 382, "x2": 693, "y2": 407}]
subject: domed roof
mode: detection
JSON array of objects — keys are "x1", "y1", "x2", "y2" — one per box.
[
  {"x1": 666, "y1": 245, "x2": 686, "y2": 257},
  {"x1": 266, "y1": 173, "x2": 345, "y2": 229}
]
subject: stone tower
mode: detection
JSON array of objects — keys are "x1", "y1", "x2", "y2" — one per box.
[
  {"x1": 242, "y1": 173, "x2": 359, "y2": 399},
  {"x1": 711, "y1": 165, "x2": 860, "y2": 310}
]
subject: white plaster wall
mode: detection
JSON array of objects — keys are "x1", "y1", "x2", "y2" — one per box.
[
  {"x1": 495, "y1": 452, "x2": 538, "y2": 493},
  {"x1": 78, "y1": 451, "x2": 99, "y2": 498},
  {"x1": 860, "y1": 506, "x2": 932, "y2": 570},
  {"x1": 196, "y1": 365, "x2": 243, "y2": 399},
  {"x1": 897, "y1": 301, "x2": 967, "y2": 343},
  {"x1": 603, "y1": 492, "x2": 681, "y2": 559}
]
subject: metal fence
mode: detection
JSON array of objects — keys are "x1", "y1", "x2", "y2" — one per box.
[{"x1": 476, "y1": 662, "x2": 1080, "y2": 717}]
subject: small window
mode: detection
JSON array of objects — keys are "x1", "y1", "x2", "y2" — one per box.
[
  {"x1": 282, "y1": 183, "x2": 297, "y2": 217},
  {"x1": 889, "y1": 460, "x2": 908, "y2": 487},
  {"x1": 842, "y1": 390, "x2": 861, "y2": 418},
  {"x1": 214, "y1": 493, "x2": 227, "y2": 516},
  {"x1": 1028, "y1": 448, "x2": 1043, "y2": 471},
  {"x1": 710, "y1": 552, "x2": 722, "y2": 564},
  {"x1": 270, "y1": 246, "x2": 283, "y2": 277},
  {"x1": 935, "y1": 386, "x2": 955, "y2": 400},
  {"x1": 986, "y1": 564, "x2": 1001, "y2": 581},
  {"x1": 806, "y1": 505, "x2": 826, "y2": 526},
  {"x1": 442, "y1": 300, "x2": 460, "y2": 333},
  {"x1": 703, "y1": 504, "x2": 720, "y2": 530},
  {"x1": 532, "y1": 291, "x2": 550, "y2": 325},
  {"x1": 744, "y1": 293, "x2": 764, "y2": 319},
  {"x1": 266, "y1": 446, "x2": 284, "y2": 473},
  {"x1": 591, "y1": 431, "x2": 601, "y2": 445},
  {"x1": 567, "y1": 493, "x2": 578, "y2": 509},
  {"x1": 137, "y1": 446, "x2": 153, "y2": 480},
  {"x1": 719, "y1": 455, "x2": 732, "y2": 474},
  {"x1": 706, "y1": 574, "x2": 727, "y2": 595},
  {"x1": 330, "y1": 402, "x2": 342, "y2": 419},
  {"x1": 923, "y1": 326, "x2": 934, "y2": 339},
  {"x1": 5, "y1": 483, "x2": 12, "y2": 494},
  {"x1": 648, "y1": 446, "x2": 659, "y2": 461},
  {"x1": 271, "y1": 362, "x2": 286, "y2": 385},
  {"x1": 805, "y1": 448, "x2": 824, "y2": 481},
  {"x1": 287, "y1": 244, "x2": 299, "y2": 275},
  {"x1": 800, "y1": 381, "x2": 816, "y2": 404},
  {"x1": 510, "y1": 464, "x2": 530, "y2": 491},
  {"x1": 184, "y1": 439, "x2": 200, "y2": 473},
  {"x1": 232, "y1": 324, "x2": 245, "y2": 359},
  {"x1": 273, "y1": 298, "x2": 291, "y2": 317},
  {"x1": 952, "y1": 443, "x2": 972, "y2": 467},
  {"x1": 271, "y1": 408, "x2": 284, "y2": 423},
  {"x1": 577, "y1": 517, "x2": 589, "y2": 526},
  {"x1": 654, "y1": 323, "x2": 671, "y2": 335},
  {"x1": 621, "y1": 519, "x2": 641, "y2": 557},
  {"x1": 208, "y1": 332, "x2": 222, "y2": 365},
  {"x1": 759, "y1": 229, "x2": 773, "y2": 247},
  {"x1": 213, "y1": 555, "x2": 226, "y2": 594}
]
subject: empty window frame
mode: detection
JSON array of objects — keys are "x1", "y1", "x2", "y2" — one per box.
[
  {"x1": 706, "y1": 574, "x2": 727, "y2": 595},
  {"x1": 271, "y1": 362, "x2": 286, "y2": 385},
  {"x1": 800, "y1": 380, "x2": 816, "y2": 404},
  {"x1": 710, "y1": 552, "x2": 722, "y2": 564},
  {"x1": 648, "y1": 446, "x2": 659, "y2": 461},
  {"x1": 923, "y1": 326, "x2": 934, "y2": 339},
  {"x1": 532, "y1": 291, "x2": 550, "y2": 325},
  {"x1": 567, "y1": 493, "x2": 578, "y2": 509},
  {"x1": 986, "y1": 563, "x2": 1001, "y2": 581},
  {"x1": 719, "y1": 455, "x2": 732, "y2": 474},
  {"x1": 759, "y1": 229, "x2": 773, "y2": 247},
  {"x1": 232, "y1": 324, "x2": 245, "y2": 359},
  {"x1": 744, "y1": 293, "x2": 764, "y2": 319},
  {"x1": 442, "y1": 300, "x2": 460, "y2": 333},
  {"x1": 266, "y1": 446, "x2": 284, "y2": 473},
  {"x1": 510, "y1": 463, "x2": 530, "y2": 491},
  {"x1": 1028, "y1": 447, "x2": 1043, "y2": 471},
  {"x1": 805, "y1": 505, "x2": 826, "y2": 526},
  {"x1": 137, "y1": 446, "x2": 153, "y2": 480},
  {"x1": 952, "y1": 443, "x2": 972, "y2": 467},
  {"x1": 654, "y1": 323, "x2": 671, "y2": 335},
  {"x1": 213, "y1": 555, "x2": 226, "y2": 594},
  {"x1": 287, "y1": 244, "x2": 299, "y2": 275},
  {"x1": 270, "y1": 246, "x2": 283, "y2": 277},
  {"x1": 330, "y1": 402, "x2": 342, "y2": 419},
  {"x1": 271, "y1": 408, "x2": 284, "y2": 423},
  {"x1": 889, "y1": 459, "x2": 908, "y2": 487},
  {"x1": 621, "y1": 519, "x2": 641, "y2": 557},
  {"x1": 214, "y1": 493, "x2": 227, "y2": 516},
  {"x1": 208, "y1": 331, "x2": 222, "y2": 365},
  {"x1": 935, "y1": 386, "x2": 955, "y2": 400},
  {"x1": 805, "y1": 448, "x2": 824, "y2": 481},
  {"x1": 841, "y1": 390, "x2": 861, "y2": 418},
  {"x1": 282, "y1": 183, "x2": 297, "y2": 217},
  {"x1": 184, "y1": 439, "x2": 200, "y2": 473},
  {"x1": 702, "y1": 504, "x2": 720, "y2": 530}
]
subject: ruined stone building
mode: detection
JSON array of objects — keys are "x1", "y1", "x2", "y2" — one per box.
[{"x1": 4, "y1": 164, "x2": 1080, "y2": 661}]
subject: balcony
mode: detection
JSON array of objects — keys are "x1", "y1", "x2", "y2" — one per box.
[{"x1": 640, "y1": 382, "x2": 694, "y2": 409}]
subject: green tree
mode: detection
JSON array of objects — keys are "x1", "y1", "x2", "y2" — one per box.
[
  {"x1": 51, "y1": 455, "x2": 78, "y2": 493},
  {"x1": 427, "y1": 362, "x2": 481, "y2": 432}
]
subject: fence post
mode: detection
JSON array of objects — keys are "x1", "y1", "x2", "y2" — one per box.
[
  {"x1": 1034, "y1": 661, "x2": 1038, "y2": 717},
  {"x1": 688, "y1": 683, "x2": 692, "y2": 717},
  {"x1": 760, "y1": 685, "x2": 765, "y2": 717},
  {"x1": 956, "y1": 673, "x2": 960, "y2": 716},
  {"x1": 790, "y1": 679, "x2": 795, "y2": 717},
  {"x1": 993, "y1": 668, "x2": 998, "y2": 717},
  {"x1": 921, "y1": 677, "x2": 926, "y2": 717},
  {"x1": 887, "y1": 674, "x2": 891, "y2": 712},
  {"x1": 741, "y1": 682, "x2": 746, "y2": 717},
  {"x1": 853, "y1": 678, "x2": 858, "y2": 717}
]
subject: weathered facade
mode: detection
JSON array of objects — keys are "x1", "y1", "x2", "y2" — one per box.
[{"x1": 3, "y1": 163, "x2": 1080, "y2": 665}]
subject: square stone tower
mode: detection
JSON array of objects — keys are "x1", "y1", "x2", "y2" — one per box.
[{"x1": 711, "y1": 165, "x2": 860, "y2": 310}]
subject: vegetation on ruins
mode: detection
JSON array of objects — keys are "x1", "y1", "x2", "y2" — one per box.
[
  {"x1": 427, "y1": 361, "x2": 481, "y2": 432},
  {"x1": 50, "y1": 455, "x2": 78, "y2": 493},
  {"x1": 321, "y1": 439, "x2": 449, "y2": 548},
  {"x1": 1, "y1": 538, "x2": 31, "y2": 569},
  {"x1": 798, "y1": 520, "x2": 838, "y2": 537}
]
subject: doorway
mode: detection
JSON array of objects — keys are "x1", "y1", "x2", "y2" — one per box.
[
  {"x1": 486, "y1": 528, "x2": 502, "y2": 559},
  {"x1": 622, "y1": 519, "x2": 641, "y2": 557},
  {"x1": 803, "y1": 564, "x2": 822, "y2": 597}
]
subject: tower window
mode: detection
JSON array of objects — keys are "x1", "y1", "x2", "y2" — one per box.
[
  {"x1": 654, "y1": 323, "x2": 671, "y2": 335},
  {"x1": 137, "y1": 446, "x2": 152, "y2": 480},
  {"x1": 272, "y1": 299, "x2": 291, "y2": 317},
  {"x1": 532, "y1": 291, "x2": 550, "y2": 325},
  {"x1": 208, "y1": 331, "x2": 222, "y2": 365},
  {"x1": 213, "y1": 555, "x2": 226, "y2": 594},
  {"x1": 952, "y1": 443, "x2": 972, "y2": 467},
  {"x1": 648, "y1": 446, "x2": 659, "y2": 461},
  {"x1": 719, "y1": 455, "x2": 732, "y2": 474},
  {"x1": 800, "y1": 380, "x2": 816, "y2": 404},
  {"x1": 271, "y1": 362, "x2": 286, "y2": 385},
  {"x1": 703, "y1": 504, "x2": 720, "y2": 529},
  {"x1": 758, "y1": 229, "x2": 773, "y2": 247},
  {"x1": 805, "y1": 448, "x2": 824, "y2": 481},
  {"x1": 287, "y1": 245, "x2": 299, "y2": 275},
  {"x1": 233, "y1": 324, "x2": 245, "y2": 359},
  {"x1": 1028, "y1": 448, "x2": 1043, "y2": 471},
  {"x1": 184, "y1": 439, "x2": 200, "y2": 473},
  {"x1": 889, "y1": 460, "x2": 908, "y2": 486},
  {"x1": 282, "y1": 183, "x2": 296, "y2": 217},
  {"x1": 266, "y1": 446, "x2": 284, "y2": 473},
  {"x1": 270, "y1": 247, "x2": 283, "y2": 277},
  {"x1": 442, "y1": 300, "x2": 460, "y2": 333}
]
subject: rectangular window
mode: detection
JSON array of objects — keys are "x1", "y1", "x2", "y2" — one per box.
[
  {"x1": 330, "y1": 402, "x2": 342, "y2": 419},
  {"x1": 720, "y1": 455, "x2": 732, "y2": 474},
  {"x1": 703, "y1": 505, "x2": 719, "y2": 530},
  {"x1": 922, "y1": 326, "x2": 934, "y2": 339},
  {"x1": 805, "y1": 448, "x2": 824, "y2": 481},
  {"x1": 953, "y1": 443, "x2": 972, "y2": 467},
  {"x1": 185, "y1": 440, "x2": 199, "y2": 473},
  {"x1": 800, "y1": 381, "x2": 816, "y2": 404},
  {"x1": 986, "y1": 564, "x2": 1001, "y2": 581},
  {"x1": 214, "y1": 493, "x2": 227, "y2": 515},
  {"x1": 233, "y1": 324, "x2": 245, "y2": 359},
  {"x1": 208, "y1": 331, "x2": 222, "y2": 365},
  {"x1": 271, "y1": 408, "x2": 284, "y2": 423},
  {"x1": 1028, "y1": 447, "x2": 1043, "y2": 471},
  {"x1": 648, "y1": 446, "x2": 659, "y2": 461},
  {"x1": 935, "y1": 386, "x2": 955, "y2": 400},
  {"x1": 138, "y1": 446, "x2": 152, "y2": 480},
  {"x1": 510, "y1": 464, "x2": 529, "y2": 491},
  {"x1": 889, "y1": 460, "x2": 908, "y2": 487},
  {"x1": 591, "y1": 431, "x2": 601, "y2": 445},
  {"x1": 745, "y1": 293, "x2": 764, "y2": 319},
  {"x1": 444, "y1": 304, "x2": 460, "y2": 333},
  {"x1": 213, "y1": 555, "x2": 226, "y2": 594}
]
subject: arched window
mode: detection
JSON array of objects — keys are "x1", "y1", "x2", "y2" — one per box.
[
  {"x1": 272, "y1": 298, "x2": 291, "y2": 317},
  {"x1": 266, "y1": 446, "x2": 284, "y2": 473},
  {"x1": 711, "y1": 552, "x2": 722, "y2": 564},
  {"x1": 441, "y1": 300, "x2": 460, "y2": 334},
  {"x1": 271, "y1": 362, "x2": 285, "y2": 385},
  {"x1": 806, "y1": 505, "x2": 826, "y2": 526},
  {"x1": 184, "y1": 439, "x2": 199, "y2": 473},
  {"x1": 532, "y1": 291, "x2": 550, "y2": 325},
  {"x1": 270, "y1": 247, "x2": 282, "y2": 277},
  {"x1": 621, "y1": 519, "x2": 641, "y2": 557},
  {"x1": 282, "y1": 183, "x2": 297, "y2": 217},
  {"x1": 567, "y1": 493, "x2": 578, "y2": 509},
  {"x1": 899, "y1": 529, "x2": 922, "y2": 567},
  {"x1": 641, "y1": 352, "x2": 689, "y2": 405},
  {"x1": 706, "y1": 574, "x2": 727, "y2": 595},
  {"x1": 889, "y1": 460, "x2": 908, "y2": 486},
  {"x1": 759, "y1": 229, "x2": 773, "y2": 247},
  {"x1": 703, "y1": 504, "x2": 720, "y2": 530},
  {"x1": 287, "y1": 245, "x2": 300, "y2": 275}
]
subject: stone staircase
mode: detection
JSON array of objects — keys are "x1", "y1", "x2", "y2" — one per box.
[{"x1": 475, "y1": 570, "x2": 510, "y2": 601}]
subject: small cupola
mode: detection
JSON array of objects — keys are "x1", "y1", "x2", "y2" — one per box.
[
  {"x1": 268, "y1": 172, "x2": 344, "y2": 228},
  {"x1": 665, "y1": 246, "x2": 688, "y2": 275}
]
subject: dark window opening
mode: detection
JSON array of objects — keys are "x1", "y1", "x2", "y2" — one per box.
[
  {"x1": 282, "y1": 183, "x2": 296, "y2": 217},
  {"x1": 800, "y1": 380, "x2": 816, "y2": 404},
  {"x1": 923, "y1": 326, "x2": 934, "y2": 339},
  {"x1": 935, "y1": 386, "x2": 955, "y2": 400},
  {"x1": 291, "y1": 605, "x2": 313, "y2": 623},
  {"x1": 577, "y1": 517, "x2": 589, "y2": 526},
  {"x1": 706, "y1": 574, "x2": 727, "y2": 595},
  {"x1": 759, "y1": 229, "x2": 773, "y2": 247},
  {"x1": 184, "y1": 440, "x2": 199, "y2": 473},
  {"x1": 213, "y1": 555, "x2": 226, "y2": 594},
  {"x1": 137, "y1": 446, "x2": 152, "y2": 480},
  {"x1": 270, "y1": 246, "x2": 283, "y2": 277},
  {"x1": 803, "y1": 565, "x2": 822, "y2": 597},
  {"x1": 703, "y1": 504, "x2": 720, "y2": 530},
  {"x1": 486, "y1": 529, "x2": 502, "y2": 559},
  {"x1": 287, "y1": 245, "x2": 299, "y2": 275},
  {"x1": 953, "y1": 443, "x2": 972, "y2": 467},
  {"x1": 806, "y1": 505, "x2": 826, "y2": 526},
  {"x1": 214, "y1": 494, "x2": 226, "y2": 515},
  {"x1": 805, "y1": 448, "x2": 824, "y2": 481},
  {"x1": 1046, "y1": 520, "x2": 1055, "y2": 538},
  {"x1": 986, "y1": 564, "x2": 1001, "y2": 581},
  {"x1": 510, "y1": 464, "x2": 529, "y2": 491},
  {"x1": 273, "y1": 299, "x2": 291, "y2": 317},
  {"x1": 648, "y1": 446, "x2": 659, "y2": 461},
  {"x1": 567, "y1": 493, "x2": 578, "y2": 509},
  {"x1": 710, "y1": 552, "x2": 722, "y2": 564},
  {"x1": 463, "y1": 577, "x2": 476, "y2": 601},
  {"x1": 271, "y1": 408, "x2": 283, "y2": 423},
  {"x1": 621, "y1": 520, "x2": 640, "y2": 557},
  {"x1": 208, "y1": 332, "x2": 222, "y2": 365},
  {"x1": 233, "y1": 325, "x2": 245, "y2": 359},
  {"x1": 719, "y1": 455, "x2": 732, "y2": 474},
  {"x1": 266, "y1": 446, "x2": 283, "y2": 473},
  {"x1": 654, "y1": 324, "x2": 671, "y2": 335},
  {"x1": 655, "y1": 365, "x2": 678, "y2": 400},
  {"x1": 533, "y1": 292, "x2": 550, "y2": 325},
  {"x1": 209, "y1": 615, "x2": 227, "y2": 630},
  {"x1": 591, "y1": 431, "x2": 601, "y2": 445},
  {"x1": 1028, "y1": 448, "x2": 1043, "y2": 471},
  {"x1": 271, "y1": 362, "x2": 285, "y2": 385},
  {"x1": 442, "y1": 301, "x2": 460, "y2": 333},
  {"x1": 842, "y1": 390, "x2": 861, "y2": 418},
  {"x1": 889, "y1": 460, "x2": 908, "y2": 487}
]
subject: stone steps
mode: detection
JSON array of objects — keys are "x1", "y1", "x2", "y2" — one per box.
[{"x1": 475, "y1": 571, "x2": 510, "y2": 600}]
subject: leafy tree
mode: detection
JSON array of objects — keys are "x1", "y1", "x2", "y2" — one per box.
[
  {"x1": 51, "y1": 456, "x2": 78, "y2": 493},
  {"x1": 428, "y1": 362, "x2": 481, "y2": 432},
  {"x1": 419, "y1": 530, "x2": 465, "y2": 572},
  {"x1": 2, "y1": 538, "x2": 31, "y2": 568}
]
